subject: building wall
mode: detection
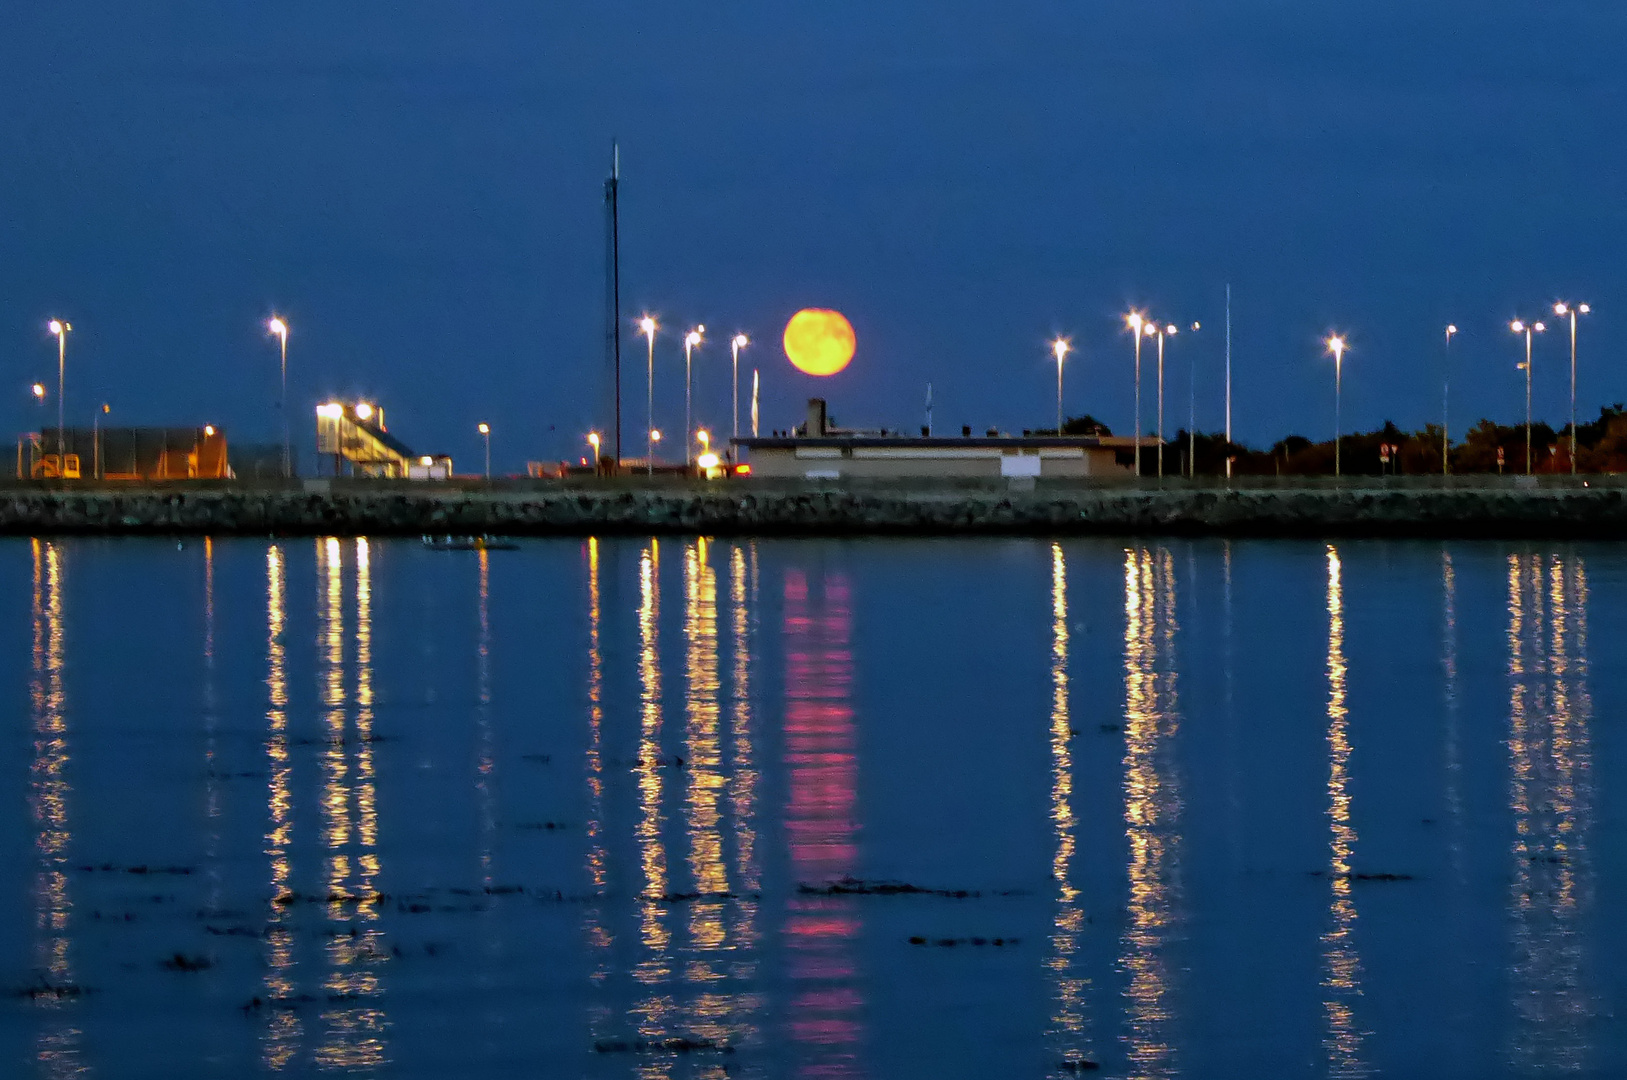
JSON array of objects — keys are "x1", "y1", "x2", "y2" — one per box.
[{"x1": 746, "y1": 446, "x2": 1128, "y2": 480}]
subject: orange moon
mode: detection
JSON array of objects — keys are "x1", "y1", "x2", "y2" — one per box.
[{"x1": 783, "y1": 308, "x2": 856, "y2": 377}]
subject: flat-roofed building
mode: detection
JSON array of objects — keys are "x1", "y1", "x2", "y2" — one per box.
[{"x1": 732, "y1": 398, "x2": 1148, "y2": 480}]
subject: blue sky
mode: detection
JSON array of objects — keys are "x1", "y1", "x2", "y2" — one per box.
[{"x1": 2, "y1": 1, "x2": 1620, "y2": 469}]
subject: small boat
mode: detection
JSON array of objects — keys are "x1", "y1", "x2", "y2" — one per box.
[{"x1": 421, "y1": 535, "x2": 520, "y2": 552}]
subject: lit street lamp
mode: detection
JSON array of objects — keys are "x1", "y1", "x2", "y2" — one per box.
[
  {"x1": 639, "y1": 316, "x2": 657, "y2": 475},
  {"x1": 1554, "y1": 302, "x2": 1590, "y2": 474},
  {"x1": 1125, "y1": 313, "x2": 1153, "y2": 475},
  {"x1": 1510, "y1": 319, "x2": 1546, "y2": 474},
  {"x1": 1151, "y1": 322, "x2": 1180, "y2": 478},
  {"x1": 1185, "y1": 322, "x2": 1201, "y2": 477},
  {"x1": 684, "y1": 326, "x2": 704, "y2": 466},
  {"x1": 1326, "y1": 334, "x2": 1348, "y2": 477},
  {"x1": 1442, "y1": 325, "x2": 1457, "y2": 474},
  {"x1": 731, "y1": 334, "x2": 749, "y2": 447},
  {"x1": 47, "y1": 320, "x2": 70, "y2": 462},
  {"x1": 267, "y1": 316, "x2": 290, "y2": 477},
  {"x1": 478, "y1": 422, "x2": 492, "y2": 479},
  {"x1": 1051, "y1": 337, "x2": 1071, "y2": 434},
  {"x1": 588, "y1": 430, "x2": 601, "y2": 475}
]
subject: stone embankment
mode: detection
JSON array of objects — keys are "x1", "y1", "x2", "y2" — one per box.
[{"x1": 0, "y1": 477, "x2": 1624, "y2": 538}]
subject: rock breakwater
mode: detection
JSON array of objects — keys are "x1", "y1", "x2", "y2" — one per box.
[{"x1": 0, "y1": 479, "x2": 1623, "y2": 538}]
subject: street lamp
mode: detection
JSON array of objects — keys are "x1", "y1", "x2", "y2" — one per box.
[
  {"x1": 267, "y1": 316, "x2": 290, "y2": 477},
  {"x1": 94, "y1": 403, "x2": 110, "y2": 480},
  {"x1": 731, "y1": 334, "x2": 749, "y2": 448},
  {"x1": 639, "y1": 316, "x2": 657, "y2": 475},
  {"x1": 47, "y1": 320, "x2": 70, "y2": 462},
  {"x1": 587, "y1": 430, "x2": 601, "y2": 475},
  {"x1": 1554, "y1": 302, "x2": 1590, "y2": 474},
  {"x1": 684, "y1": 326, "x2": 704, "y2": 466},
  {"x1": 1326, "y1": 334, "x2": 1348, "y2": 477},
  {"x1": 1050, "y1": 338, "x2": 1071, "y2": 434},
  {"x1": 1185, "y1": 322, "x2": 1201, "y2": 477},
  {"x1": 1510, "y1": 319, "x2": 1546, "y2": 474},
  {"x1": 1126, "y1": 313, "x2": 1147, "y2": 475},
  {"x1": 478, "y1": 422, "x2": 491, "y2": 479},
  {"x1": 1442, "y1": 325, "x2": 1457, "y2": 474},
  {"x1": 1151, "y1": 322, "x2": 1180, "y2": 478}
]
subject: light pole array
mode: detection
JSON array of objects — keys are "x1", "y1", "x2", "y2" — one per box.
[
  {"x1": 639, "y1": 316, "x2": 657, "y2": 474},
  {"x1": 1510, "y1": 319, "x2": 1546, "y2": 474},
  {"x1": 47, "y1": 320, "x2": 70, "y2": 462},
  {"x1": 1326, "y1": 334, "x2": 1347, "y2": 477},
  {"x1": 267, "y1": 316, "x2": 290, "y2": 477},
  {"x1": 684, "y1": 326, "x2": 704, "y2": 466},
  {"x1": 1051, "y1": 337, "x2": 1071, "y2": 434},
  {"x1": 1554, "y1": 301, "x2": 1590, "y2": 474}
]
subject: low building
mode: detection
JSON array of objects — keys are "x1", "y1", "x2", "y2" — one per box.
[{"x1": 732, "y1": 399, "x2": 1148, "y2": 480}]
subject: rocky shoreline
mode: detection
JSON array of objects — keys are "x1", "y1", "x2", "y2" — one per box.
[{"x1": 0, "y1": 479, "x2": 1624, "y2": 538}]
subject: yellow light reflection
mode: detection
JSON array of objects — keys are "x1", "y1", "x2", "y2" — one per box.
[
  {"x1": 632, "y1": 539, "x2": 674, "y2": 1049},
  {"x1": 1119, "y1": 546, "x2": 1182, "y2": 1079},
  {"x1": 30, "y1": 540, "x2": 83, "y2": 1075},
  {"x1": 475, "y1": 547, "x2": 495, "y2": 886},
  {"x1": 1506, "y1": 552, "x2": 1594, "y2": 1071},
  {"x1": 317, "y1": 536, "x2": 387, "y2": 1070},
  {"x1": 1320, "y1": 545, "x2": 1365, "y2": 1077},
  {"x1": 1442, "y1": 551, "x2": 1464, "y2": 881},
  {"x1": 1046, "y1": 543, "x2": 1092, "y2": 1062},
  {"x1": 727, "y1": 542, "x2": 762, "y2": 976},
  {"x1": 262, "y1": 544, "x2": 299, "y2": 1067},
  {"x1": 583, "y1": 537, "x2": 612, "y2": 988}
]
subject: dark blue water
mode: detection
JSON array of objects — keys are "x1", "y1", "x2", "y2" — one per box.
[{"x1": 2, "y1": 535, "x2": 1623, "y2": 1078}]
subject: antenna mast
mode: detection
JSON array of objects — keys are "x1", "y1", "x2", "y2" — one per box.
[{"x1": 604, "y1": 142, "x2": 623, "y2": 466}]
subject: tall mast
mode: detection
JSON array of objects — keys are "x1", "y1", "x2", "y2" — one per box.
[
  {"x1": 1224, "y1": 283, "x2": 1232, "y2": 479},
  {"x1": 604, "y1": 142, "x2": 623, "y2": 466}
]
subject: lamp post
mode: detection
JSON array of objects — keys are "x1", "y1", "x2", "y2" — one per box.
[
  {"x1": 684, "y1": 326, "x2": 704, "y2": 466},
  {"x1": 478, "y1": 422, "x2": 491, "y2": 479},
  {"x1": 1442, "y1": 325, "x2": 1456, "y2": 474},
  {"x1": 587, "y1": 430, "x2": 601, "y2": 476},
  {"x1": 1151, "y1": 322, "x2": 1180, "y2": 478},
  {"x1": 1554, "y1": 302, "x2": 1590, "y2": 474},
  {"x1": 1510, "y1": 319, "x2": 1546, "y2": 474},
  {"x1": 47, "y1": 320, "x2": 70, "y2": 462},
  {"x1": 1326, "y1": 334, "x2": 1347, "y2": 477},
  {"x1": 1050, "y1": 337, "x2": 1071, "y2": 434},
  {"x1": 1126, "y1": 313, "x2": 1152, "y2": 476},
  {"x1": 267, "y1": 316, "x2": 289, "y2": 477},
  {"x1": 93, "y1": 403, "x2": 110, "y2": 480},
  {"x1": 1186, "y1": 322, "x2": 1201, "y2": 477},
  {"x1": 639, "y1": 316, "x2": 657, "y2": 475},
  {"x1": 731, "y1": 334, "x2": 749, "y2": 449}
]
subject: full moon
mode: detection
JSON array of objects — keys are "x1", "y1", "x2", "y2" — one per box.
[{"x1": 783, "y1": 309, "x2": 856, "y2": 377}]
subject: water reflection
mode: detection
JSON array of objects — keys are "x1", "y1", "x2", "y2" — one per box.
[
  {"x1": 315, "y1": 537, "x2": 387, "y2": 1070},
  {"x1": 584, "y1": 538, "x2": 611, "y2": 994},
  {"x1": 784, "y1": 567, "x2": 862, "y2": 1078},
  {"x1": 30, "y1": 540, "x2": 82, "y2": 1076},
  {"x1": 1120, "y1": 546, "x2": 1182, "y2": 1079},
  {"x1": 1320, "y1": 546, "x2": 1366, "y2": 1078},
  {"x1": 632, "y1": 539, "x2": 676, "y2": 1057},
  {"x1": 262, "y1": 544, "x2": 299, "y2": 1068},
  {"x1": 1506, "y1": 552, "x2": 1594, "y2": 1072},
  {"x1": 1046, "y1": 543, "x2": 1092, "y2": 1065},
  {"x1": 727, "y1": 543, "x2": 762, "y2": 985}
]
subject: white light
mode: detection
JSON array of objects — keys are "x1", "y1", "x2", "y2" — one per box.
[
  {"x1": 478, "y1": 423, "x2": 490, "y2": 435},
  {"x1": 316, "y1": 403, "x2": 342, "y2": 418},
  {"x1": 696, "y1": 452, "x2": 721, "y2": 470},
  {"x1": 354, "y1": 402, "x2": 374, "y2": 421}
]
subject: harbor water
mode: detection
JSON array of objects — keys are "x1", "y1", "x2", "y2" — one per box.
[{"x1": 2, "y1": 535, "x2": 1624, "y2": 1077}]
